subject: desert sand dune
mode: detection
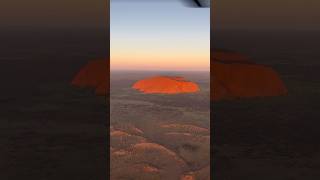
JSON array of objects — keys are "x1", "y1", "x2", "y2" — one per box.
[
  {"x1": 111, "y1": 142, "x2": 188, "y2": 180},
  {"x1": 181, "y1": 174, "x2": 196, "y2": 180},
  {"x1": 112, "y1": 123, "x2": 144, "y2": 136},
  {"x1": 160, "y1": 132, "x2": 210, "y2": 169},
  {"x1": 182, "y1": 166, "x2": 210, "y2": 180},
  {"x1": 160, "y1": 123, "x2": 209, "y2": 135},
  {"x1": 111, "y1": 163, "x2": 161, "y2": 180},
  {"x1": 112, "y1": 149, "x2": 130, "y2": 156},
  {"x1": 110, "y1": 130, "x2": 147, "y2": 149},
  {"x1": 163, "y1": 132, "x2": 209, "y2": 143},
  {"x1": 142, "y1": 164, "x2": 160, "y2": 173},
  {"x1": 132, "y1": 143, "x2": 186, "y2": 165}
]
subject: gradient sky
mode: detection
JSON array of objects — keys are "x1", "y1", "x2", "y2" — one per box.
[{"x1": 110, "y1": 0, "x2": 210, "y2": 71}]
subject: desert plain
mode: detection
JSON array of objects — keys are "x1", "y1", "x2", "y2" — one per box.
[{"x1": 110, "y1": 71, "x2": 210, "y2": 180}]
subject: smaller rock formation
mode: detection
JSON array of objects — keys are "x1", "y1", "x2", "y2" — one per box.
[{"x1": 132, "y1": 76, "x2": 200, "y2": 94}]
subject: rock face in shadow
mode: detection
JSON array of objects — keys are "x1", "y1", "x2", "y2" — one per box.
[
  {"x1": 212, "y1": 50, "x2": 288, "y2": 101},
  {"x1": 132, "y1": 76, "x2": 200, "y2": 94},
  {"x1": 71, "y1": 60, "x2": 109, "y2": 95}
]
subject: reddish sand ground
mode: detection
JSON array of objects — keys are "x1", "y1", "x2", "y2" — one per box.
[{"x1": 110, "y1": 123, "x2": 210, "y2": 180}]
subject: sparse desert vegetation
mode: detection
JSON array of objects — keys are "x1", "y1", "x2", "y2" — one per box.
[{"x1": 110, "y1": 71, "x2": 210, "y2": 180}]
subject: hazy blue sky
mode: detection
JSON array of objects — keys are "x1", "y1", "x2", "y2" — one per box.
[{"x1": 110, "y1": 0, "x2": 210, "y2": 71}]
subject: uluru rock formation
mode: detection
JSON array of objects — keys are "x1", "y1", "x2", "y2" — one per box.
[
  {"x1": 71, "y1": 59, "x2": 109, "y2": 95},
  {"x1": 212, "y1": 50, "x2": 288, "y2": 101},
  {"x1": 71, "y1": 49, "x2": 287, "y2": 100},
  {"x1": 132, "y1": 76, "x2": 200, "y2": 94}
]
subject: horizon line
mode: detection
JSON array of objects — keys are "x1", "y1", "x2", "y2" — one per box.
[{"x1": 110, "y1": 69, "x2": 210, "y2": 72}]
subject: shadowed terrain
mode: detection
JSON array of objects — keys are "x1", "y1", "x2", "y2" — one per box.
[
  {"x1": 213, "y1": 30, "x2": 320, "y2": 180},
  {"x1": 0, "y1": 29, "x2": 108, "y2": 179}
]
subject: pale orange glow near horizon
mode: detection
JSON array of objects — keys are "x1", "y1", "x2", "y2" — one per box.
[{"x1": 111, "y1": 37, "x2": 210, "y2": 71}]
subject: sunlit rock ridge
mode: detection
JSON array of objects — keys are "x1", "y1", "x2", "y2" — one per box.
[{"x1": 132, "y1": 76, "x2": 200, "y2": 94}]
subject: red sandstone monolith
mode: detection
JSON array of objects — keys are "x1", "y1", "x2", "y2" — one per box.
[{"x1": 132, "y1": 76, "x2": 200, "y2": 94}]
